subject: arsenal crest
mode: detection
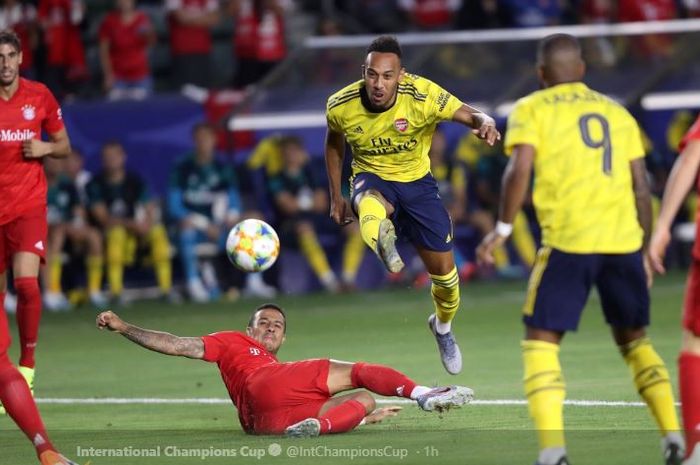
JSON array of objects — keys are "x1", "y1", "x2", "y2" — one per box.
[{"x1": 394, "y1": 118, "x2": 408, "y2": 132}]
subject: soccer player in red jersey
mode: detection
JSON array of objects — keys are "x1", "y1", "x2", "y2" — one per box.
[
  {"x1": 97, "y1": 303, "x2": 474, "y2": 437},
  {"x1": 0, "y1": 29, "x2": 77, "y2": 465},
  {"x1": 650, "y1": 115, "x2": 700, "y2": 465}
]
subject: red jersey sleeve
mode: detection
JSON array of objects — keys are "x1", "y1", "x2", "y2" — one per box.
[
  {"x1": 201, "y1": 331, "x2": 240, "y2": 363},
  {"x1": 42, "y1": 86, "x2": 64, "y2": 134},
  {"x1": 680, "y1": 116, "x2": 700, "y2": 152}
]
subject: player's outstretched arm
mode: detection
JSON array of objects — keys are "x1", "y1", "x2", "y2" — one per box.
[
  {"x1": 451, "y1": 104, "x2": 501, "y2": 146},
  {"x1": 649, "y1": 140, "x2": 700, "y2": 274},
  {"x1": 96, "y1": 311, "x2": 204, "y2": 359}
]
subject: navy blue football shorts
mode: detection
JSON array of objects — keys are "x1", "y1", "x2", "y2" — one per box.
[
  {"x1": 522, "y1": 247, "x2": 650, "y2": 332},
  {"x1": 350, "y1": 171, "x2": 453, "y2": 253}
]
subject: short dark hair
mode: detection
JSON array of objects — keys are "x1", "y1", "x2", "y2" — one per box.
[
  {"x1": 537, "y1": 33, "x2": 581, "y2": 65},
  {"x1": 248, "y1": 303, "x2": 287, "y2": 333},
  {"x1": 101, "y1": 139, "x2": 124, "y2": 152},
  {"x1": 0, "y1": 30, "x2": 21, "y2": 53},
  {"x1": 278, "y1": 135, "x2": 304, "y2": 151},
  {"x1": 367, "y1": 35, "x2": 402, "y2": 60}
]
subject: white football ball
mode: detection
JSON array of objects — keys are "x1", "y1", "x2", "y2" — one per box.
[{"x1": 226, "y1": 219, "x2": 280, "y2": 272}]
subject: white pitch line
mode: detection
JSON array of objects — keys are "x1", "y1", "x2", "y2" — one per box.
[{"x1": 34, "y1": 398, "x2": 662, "y2": 407}]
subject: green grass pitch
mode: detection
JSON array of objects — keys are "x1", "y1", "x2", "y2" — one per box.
[{"x1": 0, "y1": 272, "x2": 690, "y2": 464}]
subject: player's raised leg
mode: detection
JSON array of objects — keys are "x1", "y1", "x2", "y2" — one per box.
[{"x1": 352, "y1": 181, "x2": 403, "y2": 273}]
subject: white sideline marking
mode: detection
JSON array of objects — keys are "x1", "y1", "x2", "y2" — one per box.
[{"x1": 35, "y1": 398, "x2": 662, "y2": 407}]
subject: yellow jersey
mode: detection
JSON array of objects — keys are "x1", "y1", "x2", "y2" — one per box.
[
  {"x1": 505, "y1": 82, "x2": 645, "y2": 254},
  {"x1": 326, "y1": 74, "x2": 464, "y2": 182}
]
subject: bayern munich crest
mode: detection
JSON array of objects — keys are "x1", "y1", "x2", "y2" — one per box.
[
  {"x1": 21, "y1": 105, "x2": 36, "y2": 121},
  {"x1": 394, "y1": 118, "x2": 408, "y2": 132}
]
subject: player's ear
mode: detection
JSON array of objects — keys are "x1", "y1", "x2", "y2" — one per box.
[
  {"x1": 398, "y1": 66, "x2": 405, "y2": 83},
  {"x1": 18, "y1": 51, "x2": 22, "y2": 66},
  {"x1": 536, "y1": 65, "x2": 546, "y2": 88},
  {"x1": 245, "y1": 327, "x2": 253, "y2": 337},
  {"x1": 360, "y1": 64, "x2": 365, "y2": 80}
]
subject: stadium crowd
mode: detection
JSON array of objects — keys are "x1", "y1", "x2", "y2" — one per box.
[{"x1": 1, "y1": 0, "x2": 699, "y2": 98}]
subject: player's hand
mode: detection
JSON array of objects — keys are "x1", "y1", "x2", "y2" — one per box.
[
  {"x1": 22, "y1": 139, "x2": 52, "y2": 159},
  {"x1": 472, "y1": 114, "x2": 501, "y2": 146},
  {"x1": 363, "y1": 406, "x2": 402, "y2": 425},
  {"x1": 643, "y1": 253, "x2": 654, "y2": 289},
  {"x1": 330, "y1": 196, "x2": 353, "y2": 226},
  {"x1": 648, "y1": 228, "x2": 671, "y2": 275},
  {"x1": 96, "y1": 311, "x2": 125, "y2": 332},
  {"x1": 476, "y1": 230, "x2": 508, "y2": 266}
]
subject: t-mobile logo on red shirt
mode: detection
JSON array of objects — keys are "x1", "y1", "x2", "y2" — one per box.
[{"x1": 0, "y1": 129, "x2": 36, "y2": 142}]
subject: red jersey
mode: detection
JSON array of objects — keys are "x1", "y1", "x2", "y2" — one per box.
[
  {"x1": 0, "y1": 79, "x2": 64, "y2": 226},
  {"x1": 232, "y1": 0, "x2": 257, "y2": 59},
  {"x1": 255, "y1": 9, "x2": 285, "y2": 62},
  {"x1": 165, "y1": 0, "x2": 217, "y2": 55},
  {"x1": 680, "y1": 116, "x2": 700, "y2": 260},
  {"x1": 202, "y1": 331, "x2": 278, "y2": 432},
  {"x1": 98, "y1": 11, "x2": 152, "y2": 81},
  {"x1": 38, "y1": 0, "x2": 84, "y2": 67},
  {"x1": 618, "y1": 0, "x2": 677, "y2": 22}
]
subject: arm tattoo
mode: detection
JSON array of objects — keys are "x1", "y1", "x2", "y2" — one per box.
[{"x1": 121, "y1": 324, "x2": 204, "y2": 359}]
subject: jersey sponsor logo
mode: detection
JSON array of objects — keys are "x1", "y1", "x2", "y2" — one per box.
[
  {"x1": 394, "y1": 118, "x2": 408, "y2": 132},
  {"x1": 249, "y1": 347, "x2": 261, "y2": 356},
  {"x1": 21, "y1": 104, "x2": 36, "y2": 121},
  {"x1": 0, "y1": 129, "x2": 36, "y2": 142}
]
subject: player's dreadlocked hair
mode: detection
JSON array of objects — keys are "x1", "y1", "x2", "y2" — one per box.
[
  {"x1": 248, "y1": 303, "x2": 287, "y2": 334},
  {"x1": 0, "y1": 29, "x2": 21, "y2": 53},
  {"x1": 367, "y1": 35, "x2": 402, "y2": 60}
]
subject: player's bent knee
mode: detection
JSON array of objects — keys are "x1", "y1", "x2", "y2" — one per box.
[{"x1": 353, "y1": 391, "x2": 376, "y2": 413}]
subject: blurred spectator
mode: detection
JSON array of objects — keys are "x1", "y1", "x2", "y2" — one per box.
[
  {"x1": 456, "y1": 0, "x2": 508, "y2": 29},
  {"x1": 314, "y1": 16, "x2": 357, "y2": 83},
  {"x1": 268, "y1": 136, "x2": 347, "y2": 292},
  {"x1": 64, "y1": 147, "x2": 91, "y2": 203},
  {"x1": 0, "y1": 0, "x2": 39, "y2": 78},
  {"x1": 43, "y1": 156, "x2": 106, "y2": 311},
  {"x1": 87, "y1": 141, "x2": 174, "y2": 305},
  {"x1": 230, "y1": 0, "x2": 287, "y2": 89},
  {"x1": 38, "y1": 0, "x2": 88, "y2": 98},
  {"x1": 682, "y1": 0, "x2": 700, "y2": 17},
  {"x1": 618, "y1": 0, "x2": 678, "y2": 58},
  {"x1": 398, "y1": 0, "x2": 461, "y2": 31},
  {"x1": 168, "y1": 123, "x2": 275, "y2": 301},
  {"x1": 334, "y1": 0, "x2": 405, "y2": 34},
  {"x1": 579, "y1": 0, "x2": 617, "y2": 67},
  {"x1": 457, "y1": 133, "x2": 537, "y2": 275},
  {"x1": 165, "y1": 0, "x2": 220, "y2": 89},
  {"x1": 500, "y1": 0, "x2": 563, "y2": 27},
  {"x1": 98, "y1": 0, "x2": 156, "y2": 100}
]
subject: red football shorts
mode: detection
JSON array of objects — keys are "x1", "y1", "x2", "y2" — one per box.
[
  {"x1": 0, "y1": 206, "x2": 47, "y2": 274},
  {"x1": 683, "y1": 260, "x2": 700, "y2": 336},
  {"x1": 243, "y1": 358, "x2": 331, "y2": 434}
]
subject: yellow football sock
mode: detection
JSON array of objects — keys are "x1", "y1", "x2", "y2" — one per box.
[
  {"x1": 298, "y1": 229, "x2": 333, "y2": 280},
  {"x1": 149, "y1": 225, "x2": 172, "y2": 293},
  {"x1": 342, "y1": 231, "x2": 365, "y2": 284},
  {"x1": 358, "y1": 195, "x2": 386, "y2": 253},
  {"x1": 621, "y1": 337, "x2": 680, "y2": 435},
  {"x1": 106, "y1": 226, "x2": 126, "y2": 296},
  {"x1": 86, "y1": 255, "x2": 103, "y2": 294},
  {"x1": 48, "y1": 258, "x2": 62, "y2": 293},
  {"x1": 513, "y1": 211, "x2": 537, "y2": 268},
  {"x1": 522, "y1": 340, "x2": 566, "y2": 450},
  {"x1": 430, "y1": 267, "x2": 460, "y2": 323}
]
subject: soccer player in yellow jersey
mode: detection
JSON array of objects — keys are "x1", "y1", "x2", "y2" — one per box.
[
  {"x1": 325, "y1": 36, "x2": 500, "y2": 375},
  {"x1": 477, "y1": 34, "x2": 683, "y2": 465}
]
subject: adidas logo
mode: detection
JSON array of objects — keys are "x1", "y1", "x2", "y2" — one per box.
[
  {"x1": 353, "y1": 126, "x2": 364, "y2": 134},
  {"x1": 445, "y1": 233, "x2": 452, "y2": 243},
  {"x1": 396, "y1": 385, "x2": 405, "y2": 396},
  {"x1": 34, "y1": 241, "x2": 44, "y2": 251}
]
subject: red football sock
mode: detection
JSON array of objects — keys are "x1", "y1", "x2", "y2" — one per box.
[
  {"x1": 680, "y1": 351, "x2": 700, "y2": 458},
  {"x1": 350, "y1": 362, "x2": 417, "y2": 398},
  {"x1": 0, "y1": 357, "x2": 54, "y2": 456},
  {"x1": 318, "y1": 400, "x2": 367, "y2": 434},
  {"x1": 0, "y1": 292, "x2": 9, "y2": 355},
  {"x1": 15, "y1": 277, "x2": 42, "y2": 369}
]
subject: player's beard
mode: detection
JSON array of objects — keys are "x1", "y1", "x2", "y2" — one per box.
[{"x1": 0, "y1": 67, "x2": 17, "y2": 87}]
